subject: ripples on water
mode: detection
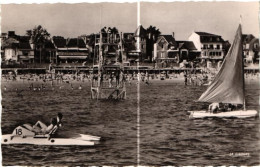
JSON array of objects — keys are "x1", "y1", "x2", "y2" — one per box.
[{"x1": 1, "y1": 79, "x2": 259, "y2": 166}]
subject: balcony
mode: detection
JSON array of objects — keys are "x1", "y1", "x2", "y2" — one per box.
[{"x1": 209, "y1": 55, "x2": 224, "y2": 60}]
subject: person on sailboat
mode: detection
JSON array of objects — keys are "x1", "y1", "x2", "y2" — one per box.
[{"x1": 208, "y1": 102, "x2": 220, "y2": 113}]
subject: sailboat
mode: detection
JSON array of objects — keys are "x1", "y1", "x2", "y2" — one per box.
[{"x1": 189, "y1": 24, "x2": 258, "y2": 119}]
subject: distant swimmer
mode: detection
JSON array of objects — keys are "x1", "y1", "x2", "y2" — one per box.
[
  {"x1": 16, "y1": 89, "x2": 23, "y2": 97},
  {"x1": 79, "y1": 85, "x2": 82, "y2": 90},
  {"x1": 41, "y1": 84, "x2": 46, "y2": 90},
  {"x1": 145, "y1": 80, "x2": 150, "y2": 85}
]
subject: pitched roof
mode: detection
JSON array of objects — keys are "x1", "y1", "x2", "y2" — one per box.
[
  {"x1": 52, "y1": 36, "x2": 66, "y2": 48},
  {"x1": 19, "y1": 42, "x2": 32, "y2": 50},
  {"x1": 67, "y1": 38, "x2": 86, "y2": 48},
  {"x1": 4, "y1": 42, "x2": 19, "y2": 49},
  {"x1": 176, "y1": 41, "x2": 197, "y2": 50},
  {"x1": 195, "y1": 32, "x2": 220, "y2": 36},
  {"x1": 158, "y1": 35, "x2": 177, "y2": 47},
  {"x1": 18, "y1": 36, "x2": 31, "y2": 43},
  {"x1": 2, "y1": 37, "x2": 19, "y2": 48},
  {"x1": 194, "y1": 32, "x2": 224, "y2": 43},
  {"x1": 134, "y1": 25, "x2": 146, "y2": 38},
  {"x1": 242, "y1": 34, "x2": 256, "y2": 43}
]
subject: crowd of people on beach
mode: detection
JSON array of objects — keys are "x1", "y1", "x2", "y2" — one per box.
[{"x1": 2, "y1": 69, "x2": 259, "y2": 92}]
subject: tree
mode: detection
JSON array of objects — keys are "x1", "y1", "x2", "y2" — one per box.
[
  {"x1": 146, "y1": 25, "x2": 161, "y2": 41},
  {"x1": 146, "y1": 25, "x2": 161, "y2": 62},
  {"x1": 26, "y1": 25, "x2": 50, "y2": 63}
]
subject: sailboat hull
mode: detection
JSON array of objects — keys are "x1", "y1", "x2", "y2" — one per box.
[{"x1": 188, "y1": 110, "x2": 258, "y2": 119}]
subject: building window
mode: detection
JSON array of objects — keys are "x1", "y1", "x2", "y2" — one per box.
[
  {"x1": 23, "y1": 52, "x2": 29, "y2": 56},
  {"x1": 210, "y1": 44, "x2": 213, "y2": 49},
  {"x1": 160, "y1": 43, "x2": 164, "y2": 49},
  {"x1": 216, "y1": 45, "x2": 220, "y2": 49},
  {"x1": 254, "y1": 43, "x2": 258, "y2": 49}
]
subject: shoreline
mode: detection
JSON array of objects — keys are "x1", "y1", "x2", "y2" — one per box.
[{"x1": 1, "y1": 75, "x2": 259, "y2": 85}]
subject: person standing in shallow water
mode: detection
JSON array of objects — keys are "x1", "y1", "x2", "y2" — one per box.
[
  {"x1": 184, "y1": 73, "x2": 188, "y2": 85},
  {"x1": 116, "y1": 71, "x2": 120, "y2": 86}
]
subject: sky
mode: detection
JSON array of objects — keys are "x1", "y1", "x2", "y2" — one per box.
[{"x1": 1, "y1": 2, "x2": 259, "y2": 42}]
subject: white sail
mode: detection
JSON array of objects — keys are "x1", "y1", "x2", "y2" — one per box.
[{"x1": 198, "y1": 24, "x2": 244, "y2": 104}]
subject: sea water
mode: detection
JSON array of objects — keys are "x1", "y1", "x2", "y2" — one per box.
[{"x1": 1, "y1": 78, "x2": 259, "y2": 166}]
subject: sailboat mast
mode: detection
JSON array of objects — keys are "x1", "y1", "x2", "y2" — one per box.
[{"x1": 240, "y1": 17, "x2": 246, "y2": 111}]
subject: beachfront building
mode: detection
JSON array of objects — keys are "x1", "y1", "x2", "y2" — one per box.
[
  {"x1": 188, "y1": 32, "x2": 227, "y2": 68},
  {"x1": 176, "y1": 41, "x2": 200, "y2": 67},
  {"x1": 242, "y1": 34, "x2": 259, "y2": 64},
  {"x1": 153, "y1": 34, "x2": 178, "y2": 68},
  {"x1": 1, "y1": 31, "x2": 35, "y2": 64},
  {"x1": 52, "y1": 36, "x2": 88, "y2": 64},
  {"x1": 122, "y1": 33, "x2": 138, "y2": 65}
]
